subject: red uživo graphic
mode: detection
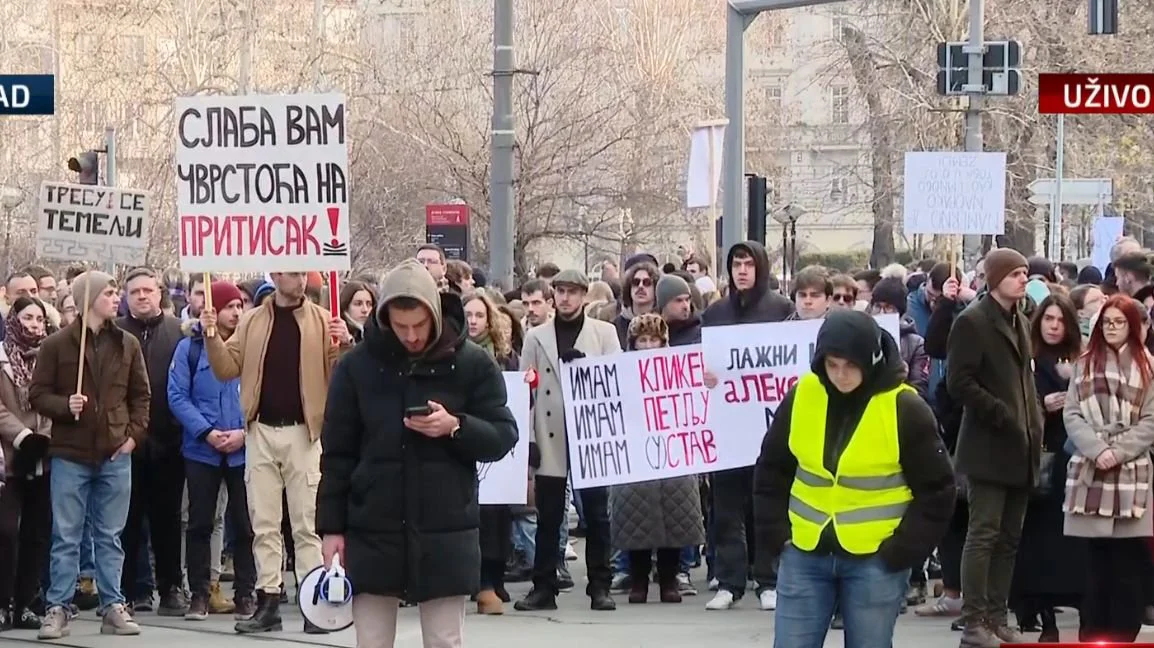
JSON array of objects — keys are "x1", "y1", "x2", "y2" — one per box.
[{"x1": 1038, "y1": 73, "x2": 1154, "y2": 114}]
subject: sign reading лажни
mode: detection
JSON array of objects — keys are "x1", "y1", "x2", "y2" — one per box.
[
  {"x1": 175, "y1": 93, "x2": 350, "y2": 273},
  {"x1": 36, "y1": 181, "x2": 151, "y2": 265}
]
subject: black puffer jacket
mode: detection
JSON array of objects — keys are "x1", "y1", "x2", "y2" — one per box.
[
  {"x1": 117, "y1": 313, "x2": 183, "y2": 457},
  {"x1": 315, "y1": 282, "x2": 518, "y2": 602},
  {"x1": 701, "y1": 241, "x2": 794, "y2": 326}
]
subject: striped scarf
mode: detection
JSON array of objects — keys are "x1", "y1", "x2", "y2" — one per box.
[{"x1": 1064, "y1": 347, "x2": 1152, "y2": 518}]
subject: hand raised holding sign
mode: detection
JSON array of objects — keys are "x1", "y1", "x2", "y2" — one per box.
[{"x1": 199, "y1": 306, "x2": 217, "y2": 332}]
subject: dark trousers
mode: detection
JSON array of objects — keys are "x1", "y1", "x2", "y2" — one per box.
[
  {"x1": 960, "y1": 480, "x2": 1029, "y2": 626},
  {"x1": 939, "y1": 499, "x2": 968, "y2": 592},
  {"x1": 532, "y1": 475, "x2": 610, "y2": 595},
  {"x1": 628, "y1": 548, "x2": 679, "y2": 582},
  {"x1": 0, "y1": 476, "x2": 51, "y2": 612},
  {"x1": 185, "y1": 460, "x2": 255, "y2": 598},
  {"x1": 1080, "y1": 537, "x2": 1146, "y2": 643},
  {"x1": 121, "y1": 452, "x2": 185, "y2": 596},
  {"x1": 480, "y1": 559, "x2": 505, "y2": 590},
  {"x1": 712, "y1": 467, "x2": 776, "y2": 596}
]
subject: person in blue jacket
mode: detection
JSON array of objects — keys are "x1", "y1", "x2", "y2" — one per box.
[{"x1": 167, "y1": 281, "x2": 256, "y2": 621}]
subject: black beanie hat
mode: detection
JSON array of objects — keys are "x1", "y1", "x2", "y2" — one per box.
[
  {"x1": 1077, "y1": 265, "x2": 1103, "y2": 285},
  {"x1": 870, "y1": 277, "x2": 908, "y2": 315}
]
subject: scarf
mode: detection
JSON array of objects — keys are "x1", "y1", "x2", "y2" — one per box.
[
  {"x1": 2, "y1": 309, "x2": 44, "y2": 412},
  {"x1": 1064, "y1": 346, "x2": 1152, "y2": 518},
  {"x1": 471, "y1": 331, "x2": 495, "y2": 357}
]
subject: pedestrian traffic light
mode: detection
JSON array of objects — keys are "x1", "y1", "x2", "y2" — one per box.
[
  {"x1": 67, "y1": 150, "x2": 100, "y2": 185},
  {"x1": 746, "y1": 174, "x2": 768, "y2": 245},
  {"x1": 1089, "y1": 0, "x2": 1117, "y2": 34}
]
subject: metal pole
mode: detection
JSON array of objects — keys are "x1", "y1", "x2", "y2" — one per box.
[
  {"x1": 961, "y1": 0, "x2": 984, "y2": 264},
  {"x1": 1048, "y1": 114, "x2": 1065, "y2": 260},
  {"x1": 104, "y1": 127, "x2": 117, "y2": 187},
  {"x1": 312, "y1": 0, "x2": 324, "y2": 89},
  {"x1": 722, "y1": 5, "x2": 749, "y2": 260},
  {"x1": 239, "y1": 1, "x2": 252, "y2": 94},
  {"x1": 489, "y1": 0, "x2": 515, "y2": 289}
]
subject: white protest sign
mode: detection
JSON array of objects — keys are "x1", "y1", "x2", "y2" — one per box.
[
  {"x1": 174, "y1": 93, "x2": 350, "y2": 273},
  {"x1": 36, "y1": 181, "x2": 151, "y2": 265},
  {"x1": 699, "y1": 314, "x2": 901, "y2": 471},
  {"x1": 560, "y1": 345, "x2": 717, "y2": 489},
  {"x1": 902, "y1": 151, "x2": 1006, "y2": 235},
  {"x1": 479, "y1": 373, "x2": 531, "y2": 505}
]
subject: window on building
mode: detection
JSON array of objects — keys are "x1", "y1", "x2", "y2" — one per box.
[
  {"x1": 830, "y1": 177, "x2": 849, "y2": 204},
  {"x1": 831, "y1": 85, "x2": 850, "y2": 124},
  {"x1": 764, "y1": 15, "x2": 788, "y2": 48},
  {"x1": 763, "y1": 84, "x2": 783, "y2": 124}
]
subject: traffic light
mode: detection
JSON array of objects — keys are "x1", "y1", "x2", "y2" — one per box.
[
  {"x1": 746, "y1": 174, "x2": 768, "y2": 245},
  {"x1": 1089, "y1": 0, "x2": 1117, "y2": 34},
  {"x1": 67, "y1": 150, "x2": 100, "y2": 185}
]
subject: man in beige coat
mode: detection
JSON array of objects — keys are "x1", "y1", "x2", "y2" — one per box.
[{"x1": 513, "y1": 269, "x2": 621, "y2": 613}]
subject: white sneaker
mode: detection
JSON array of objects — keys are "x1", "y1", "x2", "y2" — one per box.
[
  {"x1": 705, "y1": 590, "x2": 737, "y2": 610},
  {"x1": 708, "y1": 577, "x2": 720, "y2": 591},
  {"x1": 758, "y1": 589, "x2": 778, "y2": 611},
  {"x1": 565, "y1": 543, "x2": 578, "y2": 561}
]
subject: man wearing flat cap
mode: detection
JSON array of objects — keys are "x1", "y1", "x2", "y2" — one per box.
[{"x1": 514, "y1": 269, "x2": 622, "y2": 613}]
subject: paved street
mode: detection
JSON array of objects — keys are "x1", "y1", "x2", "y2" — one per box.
[{"x1": 0, "y1": 546, "x2": 1141, "y2": 648}]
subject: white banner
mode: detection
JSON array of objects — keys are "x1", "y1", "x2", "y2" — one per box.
[
  {"x1": 700, "y1": 314, "x2": 900, "y2": 471},
  {"x1": 902, "y1": 151, "x2": 1006, "y2": 235},
  {"x1": 36, "y1": 181, "x2": 151, "y2": 265},
  {"x1": 478, "y1": 372, "x2": 531, "y2": 505},
  {"x1": 174, "y1": 93, "x2": 351, "y2": 273}
]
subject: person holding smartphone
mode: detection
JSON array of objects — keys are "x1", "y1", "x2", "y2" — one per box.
[{"x1": 316, "y1": 259, "x2": 518, "y2": 648}]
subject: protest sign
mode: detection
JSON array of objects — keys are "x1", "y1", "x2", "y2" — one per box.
[
  {"x1": 479, "y1": 373, "x2": 531, "y2": 505},
  {"x1": 699, "y1": 314, "x2": 901, "y2": 472},
  {"x1": 902, "y1": 151, "x2": 1006, "y2": 235},
  {"x1": 174, "y1": 93, "x2": 350, "y2": 273},
  {"x1": 36, "y1": 181, "x2": 150, "y2": 265},
  {"x1": 560, "y1": 346, "x2": 717, "y2": 489}
]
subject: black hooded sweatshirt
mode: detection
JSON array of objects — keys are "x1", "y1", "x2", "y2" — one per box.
[
  {"x1": 752, "y1": 310, "x2": 956, "y2": 572},
  {"x1": 701, "y1": 241, "x2": 794, "y2": 326}
]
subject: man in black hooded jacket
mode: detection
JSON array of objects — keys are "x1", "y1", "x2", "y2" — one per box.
[
  {"x1": 316, "y1": 259, "x2": 518, "y2": 647},
  {"x1": 752, "y1": 309, "x2": 956, "y2": 646},
  {"x1": 700, "y1": 241, "x2": 794, "y2": 611}
]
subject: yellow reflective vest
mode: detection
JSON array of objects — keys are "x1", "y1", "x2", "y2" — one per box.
[{"x1": 787, "y1": 373, "x2": 913, "y2": 555}]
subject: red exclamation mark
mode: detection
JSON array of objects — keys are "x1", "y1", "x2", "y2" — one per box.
[{"x1": 326, "y1": 207, "x2": 340, "y2": 247}]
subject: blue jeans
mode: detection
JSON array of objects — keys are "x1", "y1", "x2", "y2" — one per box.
[
  {"x1": 511, "y1": 514, "x2": 537, "y2": 565},
  {"x1": 79, "y1": 517, "x2": 95, "y2": 577},
  {"x1": 774, "y1": 545, "x2": 909, "y2": 648},
  {"x1": 614, "y1": 547, "x2": 697, "y2": 575},
  {"x1": 46, "y1": 457, "x2": 133, "y2": 611}
]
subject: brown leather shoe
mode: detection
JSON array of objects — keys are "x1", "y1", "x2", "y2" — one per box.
[
  {"x1": 476, "y1": 589, "x2": 503, "y2": 615},
  {"x1": 658, "y1": 576, "x2": 682, "y2": 604},
  {"x1": 628, "y1": 578, "x2": 648, "y2": 604}
]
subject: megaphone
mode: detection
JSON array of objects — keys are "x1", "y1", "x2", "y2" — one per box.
[{"x1": 298, "y1": 555, "x2": 355, "y2": 632}]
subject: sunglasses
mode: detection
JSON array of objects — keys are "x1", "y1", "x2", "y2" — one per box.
[
  {"x1": 632, "y1": 277, "x2": 653, "y2": 287},
  {"x1": 832, "y1": 293, "x2": 855, "y2": 303}
]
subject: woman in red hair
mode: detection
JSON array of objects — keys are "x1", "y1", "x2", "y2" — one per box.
[{"x1": 1063, "y1": 294, "x2": 1154, "y2": 642}]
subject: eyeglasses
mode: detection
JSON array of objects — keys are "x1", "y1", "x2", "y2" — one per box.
[
  {"x1": 1103, "y1": 319, "x2": 1129, "y2": 330},
  {"x1": 832, "y1": 294, "x2": 855, "y2": 304},
  {"x1": 632, "y1": 277, "x2": 653, "y2": 288}
]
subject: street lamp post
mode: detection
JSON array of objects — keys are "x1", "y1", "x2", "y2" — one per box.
[
  {"x1": 724, "y1": 0, "x2": 844, "y2": 261},
  {"x1": 772, "y1": 203, "x2": 807, "y2": 283},
  {"x1": 0, "y1": 187, "x2": 25, "y2": 275}
]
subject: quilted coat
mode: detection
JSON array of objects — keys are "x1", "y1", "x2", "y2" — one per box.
[
  {"x1": 609, "y1": 476, "x2": 705, "y2": 550},
  {"x1": 609, "y1": 313, "x2": 705, "y2": 550}
]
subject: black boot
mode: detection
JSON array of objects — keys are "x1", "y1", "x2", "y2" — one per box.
[
  {"x1": 589, "y1": 588, "x2": 616, "y2": 611},
  {"x1": 234, "y1": 591, "x2": 282, "y2": 634},
  {"x1": 304, "y1": 618, "x2": 330, "y2": 634},
  {"x1": 1038, "y1": 608, "x2": 1059, "y2": 643},
  {"x1": 513, "y1": 587, "x2": 558, "y2": 611}
]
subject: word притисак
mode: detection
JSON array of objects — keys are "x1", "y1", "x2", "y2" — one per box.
[{"x1": 179, "y1": 214, "x2": 321, "y2": 258}]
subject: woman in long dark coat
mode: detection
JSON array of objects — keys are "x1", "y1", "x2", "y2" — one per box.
[
  {"x1": 463, "y1": 292, "x2": 519, "y2": 615},
  {"x1": 1010, "y1": 293, "x2": 1087, "y2": 642}
]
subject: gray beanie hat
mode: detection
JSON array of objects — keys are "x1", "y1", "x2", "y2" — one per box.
[
  {"x1": 656, "y1": 274, "x2": 691, "y2": 313},
  {"x1": 71, "y1": 271, "x2": 116, "y2": 310}
]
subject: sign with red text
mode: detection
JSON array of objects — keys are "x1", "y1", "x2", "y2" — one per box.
[
  {"x1": 700, "y1": 314, "x2": 900, "y2": 471},
  {"x1": 560, "y1": 346, "x2": 716, "y2": 489},
  {"x1": 426, "y1": 203, "x2": 470, "y2": 262},
  {"x1": 36, "y1": 181, "x2": 151, "y2": 265},
  {"x1": 478, "y1": 373, "x2": 531, "y2": 505},
  {"x1": 175, "y1": 93, "x2": 350, "y2": 272},
  {"x1": 1038, "y1": 73, "x2": 1154, "y2": 114}
]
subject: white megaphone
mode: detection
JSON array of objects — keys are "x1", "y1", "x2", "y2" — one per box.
[{"x1": 298, "y1": 555, "x2": 355, "y2": 632}]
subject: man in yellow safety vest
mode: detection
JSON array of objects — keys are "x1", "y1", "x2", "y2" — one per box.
[{"x1": 753, "y1": 309, "x2": 956, "y2": 647}]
